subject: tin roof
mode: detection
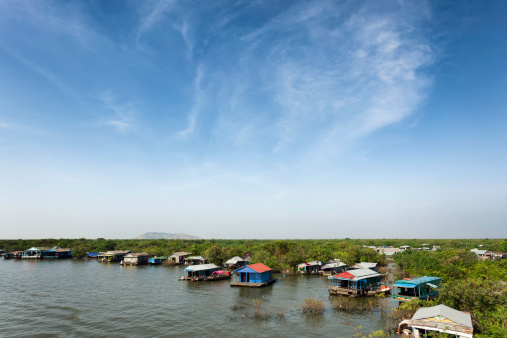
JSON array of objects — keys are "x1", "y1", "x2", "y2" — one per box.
[
  {"x1": 331, "y1": 268, "x2": 380, "y2": 281},
  {"x1": 233, "y1": 263, "x2": 272, "y2": 274},
  {"x1": 125, "y1": 252, "x2": 151, "y2": 257},
  {"x1": 355, "y1": 262, "x2": 377, "y2": 269},
  {"x1": 225, "y1": 256, "x2": 244, "y2": 264},
  {"x1": 170, "y1": 252, "x2": 191, "y2": 256},
  {"x1": 412, "y1": 305, "x2": 473, "y2": 329},
  {"x1": 184, "y1": 264, "x2": 219, "y2": 272},
  {"x1": 393, "y1": 276, "x2": 442, "y2": 286}
]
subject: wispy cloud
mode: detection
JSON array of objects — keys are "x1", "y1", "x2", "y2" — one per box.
[
  {"x1": 207, "y1": 1, "x2": 433, "y2": 169},
  {"x1": 137, "y1": 0, "x2": 173, "y2": 39},
  {"x1": 174, "y1": 65, "x2": 205, "y2": 139},
  {"x1": 99, "y1": 91, "x2": 138, "y2": 133}
]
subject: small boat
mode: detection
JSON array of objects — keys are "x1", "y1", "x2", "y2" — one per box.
[{"x1": 205, "y1": 270, "x2": 231, "y2": 281}]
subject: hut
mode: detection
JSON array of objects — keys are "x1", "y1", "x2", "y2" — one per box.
[
  {"x1": 297, "y1": 261, "x2": 324, "y2": 275},
  {"x1": 181, "y1": 264, "x2": 220, "y2": 281},
  {"x1": 184, "y1": 256, "x2": 208, "y2": 266},
  {"x1": 398, "y1": 304, "x2": 473, "y2": 338},
  {"x1": 149, "y1": 256, "x2": 168, "y2": 265},
  {"x1": 168, "y1": 252, "x2": 191, "y2": 265},
  {"x1": 46, "y1": 247, "x2": 72, "y2": 259},
  {"x1": 22, "y1": 247, "x2": 51, "y2": 259},
  {"x1": 328, "y1": 268, "x2": 387, "y2": 297},
  {"x1": 392, "y1": 276, "x2": 442, "y2": 302},
  {"x1": 97, "y1": 250, "x2": 130, "y2": 263},
  {"x1": 231, "y1": 263, "x2": 276, "y2": 287},
  {"x1": 121, "y1": 253, "x2": 152, "y2": 266},
  {"x1": 349, "y1": 262, "x2": 379, "y2": 272},
  {"x1": 321, "y1": 261, "x2": 347, "y2": 276},
  {"x1": 224, "y1": 256, "x2": 246, "y2": 269}
]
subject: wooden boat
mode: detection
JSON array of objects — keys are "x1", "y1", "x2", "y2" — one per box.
[{"x1": 205, "y1": 271, "x2": 231, "y2": 281}]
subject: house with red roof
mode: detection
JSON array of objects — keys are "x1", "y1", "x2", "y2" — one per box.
[{"x1": 231, "y1": 263, "x2": 276, "y2": 287}]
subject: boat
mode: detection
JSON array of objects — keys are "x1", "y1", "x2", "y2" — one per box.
[{"x1": 205, "y1": 270, "x2": 231, "y2": 281}]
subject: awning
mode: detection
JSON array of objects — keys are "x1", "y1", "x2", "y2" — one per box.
[
  {"x1": 393, "y1": 283, "x2": 417, "y2": 288},
  {"x1": 427, "y1": 283, "x2": 439, "y2": 288}
]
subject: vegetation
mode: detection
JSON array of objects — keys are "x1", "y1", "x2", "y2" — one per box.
[
  {"x1": 2, "y1": 237, "x2": 506, "y2": 336},
  {"x1": 301, "y1": 297, "x2": 326, "y2": 315}
]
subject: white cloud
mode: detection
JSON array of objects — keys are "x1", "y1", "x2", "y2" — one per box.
[
  {"x1": 99, "y1": 91, "x2": 137, "y2": 133},
  {"x1": 174, "y1": 65, "x2": 205, "y2": 139},
  {"x1": 137, "y1": 0, "x2": 173, "y2": 39}
]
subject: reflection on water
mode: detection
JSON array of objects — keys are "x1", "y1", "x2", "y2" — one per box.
[{"x1": 0, "y1": 260, "x2": 398, "y2": 337}]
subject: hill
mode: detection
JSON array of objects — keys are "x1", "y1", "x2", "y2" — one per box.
[{"x1": 135, "y1": 232, "x2": 199, "y2": 240}]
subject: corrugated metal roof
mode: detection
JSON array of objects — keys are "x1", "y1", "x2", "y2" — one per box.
[
  {"x1": 234, "y1": 263, "x2": 272, "y2": 273},
  {"x1": 184, "y1": 264, "x2": 219, "y2": 272},
  {"x1": 331, "y1": 268, "x2": 380, "y2": 281},
  {"x1": 412, "y1": 305, "x2": 473, "y2": 329},
  {"x1": 356, "y1": 262, "x2": 377, "y2": 268},
  {"x1": 170, "y1": 252, "x2": 191, "y2": 256},
  {"x1": 395, "y1": 276, "x2": 442, "y2": 286},
  {"x1": 225, "y1": 256, "x2": 244, "y2": 264},
  {"x1": 125, "y1": 252, "x2": 151, "y2": 257}
]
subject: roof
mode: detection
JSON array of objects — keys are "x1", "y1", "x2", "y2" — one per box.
[
  {"x1": 355, "y1": 262, "x2": 377, "y2": 269},
  {"x1": 184, "y1": 264, "x2": 219, "y2": 272},
  {"x1": 125, "y1": 252, "x2": 151, "y2": 257},
  {"x1": 225, "y1": 256, "x2": 244, "y2": 264},
  {"x1": 322, "y1": 262, "x2": 346, "y2": 269},
  {"x1": 25, "y1": 247, "x2": 52, "y2": 251},
  {"x1": 234, "y1": 263, "x2": 272, "y2": 273},
  {"x1": 49, "y1": 248, "x2": 71, "y2": 252},
  {"x1": 393, "y1": 276, "x2": 442, "y2": 287},
  {"x1": 186, "y1": 256, "x2": 204, "y2": 260},
  {"x1": 169, "y1": 252, "x2": 191, "y2": 256},
  {"x1": 298, "y1": 261, "x2": 323, "y2": 267},
  {"x1": 412, "y1": 305, "x2": 473, "y2": 329},
  {"x1": 471, "y1": 249, "x2": 489, "y2": 255},
  {"x1": 99, "y1": 250, "x2": 130, "y2": 256},
  {"x1": 330, "y1": 268, "x2": 380, "y2": 281}
]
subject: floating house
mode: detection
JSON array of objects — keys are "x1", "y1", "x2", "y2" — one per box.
[
  {"x1": 398, "y1": 304, "x2": 473, "y2": 338},
  {"x1": 184, "y1": 256, "x2": 208, "y2": 266},
  {"x1": 22, "y1": 247, "x2": 51, "y2": 259},
  {"x1": 181, "y1": 264, "x2": 220, "y2": 281},
  {"x1": 392, "y1": 276, "x2": 442, "y2": 302},
  {"x1": 224, "y1": 256, "x2": 246, "y2": 269},
  {"x1": 46, "y1": 247, "x2": 72, "y2": 259},
  {"x1": 231, "y1": 263, "x2": 276, "y2": 287},
  {"x1": 168, "y1": 252, "x2": 191, "y2": 265},
  {"x1": 297, "y1": 261, "x2": 324, "y2": 275},
  {"x1": 121, "y1": 253, "x2": 152, "y2": 266},
  {"x1": 328, "y1": 268, "x2": 388, "y2": 297},
  {"x1": 148, "y1": 256, "x2": 168, "y2": 265},
  {"x1": 3, "y1": 252, "x2": 14, "y2": 259},
  {"x1": 87, "y1": 252, "x2": 101, "y2": 259},
  {"x1": 97, "y1": 250, "x2": 130, "y2": 263},
  {"x1": 321, "y1": 261, "x2": 347, "y2": 276},
  {"x1": 349, "y1": 262, "x2": 379, "y2": 272}
]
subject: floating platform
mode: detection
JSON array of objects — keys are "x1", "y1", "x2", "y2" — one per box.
[
  {"x1": 329, "y1": 286, "x2": 391, "y2": 297},
  {"x1": 230, "y1": 278, "x2": 277, "y2": 288}
]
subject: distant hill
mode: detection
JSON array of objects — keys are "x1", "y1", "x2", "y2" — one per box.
[{"x1": 135, "y1": 232, "x2": 199, "y2": 240}]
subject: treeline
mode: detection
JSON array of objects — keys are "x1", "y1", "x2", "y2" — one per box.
[
  {"x1": 393, "y1": 249, "x2": 507, "y2": 337},
  {"x1": 0, "y1": 238, "x2": 389, "y2": 271}
]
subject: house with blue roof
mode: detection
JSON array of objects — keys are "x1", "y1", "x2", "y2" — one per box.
[{"x1": 392, "y1": 276, "x2": 442, "y2": 302}]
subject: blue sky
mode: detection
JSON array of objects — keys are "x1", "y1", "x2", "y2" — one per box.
[{"x1": 1, "y1": 1, "x2": 506, "y2": 239}]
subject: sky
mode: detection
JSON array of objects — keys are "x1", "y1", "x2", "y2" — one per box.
[{"x1": 0, "y1": 1, "x2": 506, "y2": 239}]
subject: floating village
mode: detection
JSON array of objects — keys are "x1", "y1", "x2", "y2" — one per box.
[{"x1": 1, "y1": 245, "x2": 505, "y2": 338}]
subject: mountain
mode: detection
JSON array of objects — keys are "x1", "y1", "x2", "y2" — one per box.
[{"x1": 135, "y1": 232, "x2": 199, "y2": 240}]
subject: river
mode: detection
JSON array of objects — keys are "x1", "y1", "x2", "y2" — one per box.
[{"x1": 0, "y1": 259, "x2": 398, "y2": 337}]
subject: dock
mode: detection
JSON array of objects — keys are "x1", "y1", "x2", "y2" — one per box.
[
  {"x1": 230, "y1": 278, "x2": 277, "y2": 288},
  {"x1": 329, "y1": 286, "x2": 391, "y2": 297}
]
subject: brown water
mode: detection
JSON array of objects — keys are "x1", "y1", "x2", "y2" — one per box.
[{"x1": 0, "y1": 259, "x2": 397, "y2": 337}]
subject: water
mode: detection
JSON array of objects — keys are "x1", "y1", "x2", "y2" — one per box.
[{"x1": 0, "y1": 260, "x2": 396, "y2": 337}]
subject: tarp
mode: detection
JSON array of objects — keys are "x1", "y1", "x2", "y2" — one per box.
[{"x1": 393, "y1": 283, "x2": 417, "y2": 288}]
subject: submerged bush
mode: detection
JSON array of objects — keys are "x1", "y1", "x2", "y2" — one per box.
[{"x1": 301, "y1": 297, "x2": 326, "y2": 315}]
